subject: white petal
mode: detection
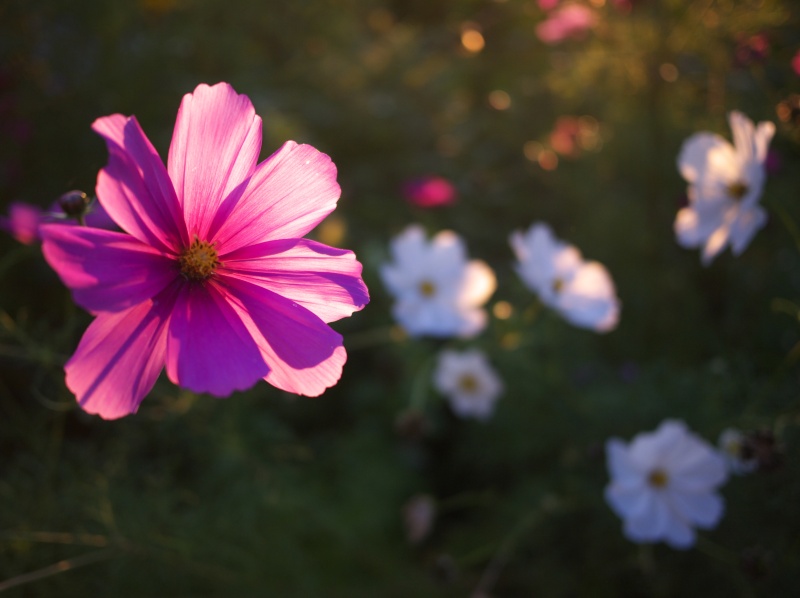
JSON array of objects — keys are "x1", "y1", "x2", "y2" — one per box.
[
  {"x1": 662, "y1": 515, "x2": 696, "y2": 549},
  {"x1": 677, "y1": 132, "x2": 733, "y2": 184},
  {"x1": 460, "y1": 260, "x2": 496, "y2": 307},
  {"x1": 667, "y1": 490, "x2": 725, "y2": 529},
  {"x1": 728, "y1": 205, "x2": 767, "y2": 256}
]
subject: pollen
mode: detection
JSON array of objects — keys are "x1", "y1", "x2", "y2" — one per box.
[
  {"x1": 552, "y1": 277, "x2": 565, "y2": 293},
  {"x1": 419, "y1": 280, "x2": 436, "y2": 297},
  {"x1": 179, "y1": 237, "x2": 219, "y2": 281},
  {"x1": 458, "y1": 374, "x2": 479, "y2": 393},
  {"x1": 647, "y1": 468, "x2": 669, "y2": 488},
  {"x1": 727, "y1": 181, "x2": 749, "y2": 200}
]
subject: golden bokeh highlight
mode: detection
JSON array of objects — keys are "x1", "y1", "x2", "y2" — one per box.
[{"x1": 488, "y1": 90, "x2": 511, "y2": 111}]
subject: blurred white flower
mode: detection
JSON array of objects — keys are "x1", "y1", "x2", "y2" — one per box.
[
  {"x1": 605, "y1": 420, "x2": 728, "y2": 549},
  {"x1": 675, "y1": 111, "x2": 775, "y2": 265},
  {"x1": 433, "y1": 349, "x2": 503, "y2": 421},
  {"x1": 718, "y1": 428, "x2": 758, "y2": 475},
  {"x1": 510, "y1": 222, "x2": 619, "y2": 332},
  {"x1": 381, "y1": 225, "x2": 496, "y2": 338}
]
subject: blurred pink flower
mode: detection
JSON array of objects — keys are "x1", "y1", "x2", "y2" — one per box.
[
  {"x1": 41, "y1": 82, "x2": 368, "y2": 419},
  {"x1": 605, "y1": 420, "x2": 728, "y2": 549},
  {"x1": 1, "y1": 197, "x2": 115, "y2": 245},
  {"x1": 538, "y1": 0, "x2": 560, "y2": 10},
  {"x1": 675, "y1": 111, "x2": 774, "y2": 265},
  {"x1": 510, "y1": 222, "x2": 620, "y2": 333},
  {"x1": 734, "y1": 33, "x2": 769, "y2": 68},
  {"x1": 1, "y1": 202, "x2": 41, "y2": 245},
  {"x1": 536, "y1": 4, "x2": 595, "y2": 45},
  {"x1": 792, "y1": 49, "x2": 800, "y2": 76},
  {"x1": 402, "y1": 176, "x2": 457, "y2": 208}
]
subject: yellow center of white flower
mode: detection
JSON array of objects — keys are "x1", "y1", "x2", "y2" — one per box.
[
  {"x1": 552, "y1": 277, "x2": 565, "y2": 293},
  {"x1": 179, "y1": 238, "x2": 219, "y2": 281},
  {"x1": 647, "y1": 468, "x2": 668, "y2": 488},
  {"x1": 458, "y1": 374, "x2": 479, "y2": 394},
  {"x1": 419, "y1": 280, "x2": 436, "y2": 297},
  {"x1": 727, "y1": 181, "x2": 748, "y2": 201}
]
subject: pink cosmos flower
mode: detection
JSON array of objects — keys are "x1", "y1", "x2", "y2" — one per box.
[
  {"x1": 40, "y1": 82, "x2": 369, "y2": 419},
  {"x1": 402, "y1": 176, "x2": 457, "y2": 208},
  {"x1": 535, "y1": 4, "x2": 595, "y2": 45}
]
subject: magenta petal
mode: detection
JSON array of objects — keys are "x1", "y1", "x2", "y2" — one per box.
[
  {"x1": 165, "y1": 281, "x2": 269, "y2": 396},
  {"x1": 167, "y1": 83, "x2": 262, "y2": 241},
  {"x1": 220, "y1": 275, "x2": 346, "y2": 396},
  {"x1": 221, "y1": 238, "x2": 369, "y2": 323},
  {"x1": 210, "y1": 141, "x2": 341, "y2": 252},
  {"x1": 93, "y1": 114, "x2": 187, "y2": 252},
  {"x1": 65, "y1": 291, "x2": 175, "y2": 419},
  {"x1": 41, "y1": 224, "x2": 177, "y2": 314}
]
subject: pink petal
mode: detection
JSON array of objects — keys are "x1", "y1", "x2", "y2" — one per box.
[
  {"x1": 219, "y1": 275, "x2": 346, "y2": 396},
  {"x1": 210, "y1": 141, "x2": 341, "y2": 253},
  {"x1": 221, "y1": 238, "x2": 369, "y2": 323},
  {"x1": 93, "y1": 114, "x2": 187, "y2": 253},
  {"x1": 40, "y1": 224, "x2": 177, "y2": 314},
  {"x1": 65, "y1": 289, "x2": 176, "y2": 419},
  {"x1": 165, "y1": 281, "x2": 269, "y2": 397},
  {"x1": 167, "y1": 83, "x2": 262, "y2": 241}
]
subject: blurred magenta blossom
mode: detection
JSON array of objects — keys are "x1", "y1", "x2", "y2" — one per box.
[
  {"x1": 536, "y1": 4, "x2": 596, "y2": 45},
  {"x1": 380, "y1": 225, "x2": 495, "y2": 338},
  {"x1": 1, "y1": 202, "x2": 41, "y2": 245},
  {"x1": 510, "y1": 222, "x2": 620, "y2": 333},
  {"x1": 1, "y1": 198, "x2": 115, "y2": 245},
  {"x1": 734, "y1": 33, "x2": 769, "y2": 67},
  {"x1": 402, "y1": 176, "x2": 457, "y2": 208},
  {"x1": 674, "y1": 111, "x2": 774, "y2": 265},
  {"x1": 792, "y1": 49, "x2": 800, "y2": 75},
  {"x1": 41, "y1": 82, "x2": 369, "y2": 419},
  {"x1": 605, "y1": 420, "x2": 728, "y2": 549}
]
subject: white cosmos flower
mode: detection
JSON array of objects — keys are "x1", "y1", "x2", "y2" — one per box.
[
  {"x1": 718, "y1": 428, "x2": 758, "y2": 475},
  {"x1": 381, "y1": 225, "x2": 496, "y2": 338},
  {"x1": 510, "y1": 222, "x2": 619, "y2": 332},
  {"x1": 605, "y1": 420, "x2": 729, "y2": 550},
  {"x1": 433, "y1": 349, "x2": 503, "y2": 421},
  {"x1": 675, "y1": 111, "x2": 775, "y2": 265}
]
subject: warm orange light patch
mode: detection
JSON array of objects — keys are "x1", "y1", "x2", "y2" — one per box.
[{"x1": 179, "y1": 238, "x2": 219, "y2": 281}]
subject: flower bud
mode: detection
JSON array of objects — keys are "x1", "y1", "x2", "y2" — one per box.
[{"x1": 57, "y1": 190, "x2": 91, "y2": 219}]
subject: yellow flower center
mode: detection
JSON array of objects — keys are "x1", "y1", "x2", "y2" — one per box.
[
  {"x1": 552, "y1": 277, "x2": 565, "y2": 293},
  {"x1": 647, "y1": 468, "x2": 668, "y2": 488},
  {"x1": 419, "y1": 280, "x2": 436, "y2": 297},
  {"x1": 179, "y1": 238, "x2": 219, "y2": 281},
  {"x1": 458, "y1": 374, "x2": 479, "y2": 393},
  {"x1": 727, "y1": 181, "x2": 749, "y2": 200}
]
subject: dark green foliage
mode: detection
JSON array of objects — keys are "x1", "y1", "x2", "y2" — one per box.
[{"x1": 2, "y1": 0, "x2": 800, "y2": 595}]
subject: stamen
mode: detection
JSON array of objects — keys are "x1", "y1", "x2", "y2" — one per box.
[
  {"x1": 727, "y1": 181, "x2": 749, "y2": 200},
  {"x1": 647, "y1": 468, "x2": 668, "y2": 488},
  {"x1": 458, "y1": 374, "x2": 479, "y2": 393},
  {"x1": 552, "y1": 277, "x2": 565, "y2": 293},
  {"x1": 179, "y1": 237, "x2": 219, "y2": 281},
  {"x1": 419, "y1": 280, "x2": 436, "y2": 297}
]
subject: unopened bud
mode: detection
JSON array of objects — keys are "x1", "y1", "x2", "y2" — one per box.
[{"x1": 57, "y1": 190, "x2": 90, "y2": 219}]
